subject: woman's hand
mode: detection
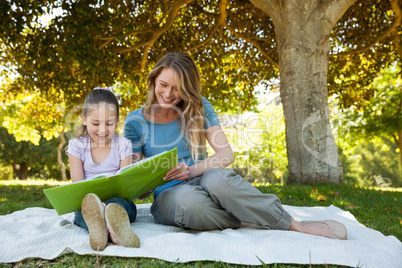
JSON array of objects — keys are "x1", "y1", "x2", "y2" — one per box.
[{"x1": 163, "y1": 162, "x2": 190, "y2": 181}]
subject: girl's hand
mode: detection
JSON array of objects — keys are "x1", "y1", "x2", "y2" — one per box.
[
  {"x1": 163, "y1": 162, "x2": 190, "y2": 181},
  {"x1": 69, "y1": 154, "x2": 85, "y2": 183}
]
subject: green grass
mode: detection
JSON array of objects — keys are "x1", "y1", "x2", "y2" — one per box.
[{"x1": 1, "y1": 180, "x2": 401, "y2": 268}]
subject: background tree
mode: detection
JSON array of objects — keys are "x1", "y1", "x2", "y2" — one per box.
[
  {"x1": 0, "y1": 127, "x2": 62, "y2": 180},
  {"x1": 223, "y1": 95, "x2": 287, "y2": 185},
  {"x1": 1, "y1": 0, "x2": 401, "y2": 183},
  {"x1": 0, "y1": 82, "x2": 68, "y2": 180},
  {"x1": 357, "y1": 66, "x2": 402, "y2": 172},
  {"x1": 354, "y1": 138, "x2": 400, "y2": 186},
  {"x1": 333, "y1": 65, "x2": 402, "y2": 186}
]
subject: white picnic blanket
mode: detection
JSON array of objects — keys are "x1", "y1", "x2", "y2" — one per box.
[{"x1": 0, "y1": 204, "x2": 401, "y2": 267}]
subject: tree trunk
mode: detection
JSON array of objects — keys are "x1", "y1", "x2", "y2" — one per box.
[
  {"x1": 12, "y1": 162, "x2": 28, "y2": 180},
  {"x1": 275, "y1": 7, "x2": 343, "y2": 183},
  {"x1": 270, "y1": 166, "x2": 275, "y2": 184},
  {"x1": 397, "y1": 129, "x2": 402, "y2": 175},
  {"x1": 57, "y1": 129, "x2": 67, "y2": 181},
  {"x1": 250, "y1": 0, "x2": 358, "y2": 183}
]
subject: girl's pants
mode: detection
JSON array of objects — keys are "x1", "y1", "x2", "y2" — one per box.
[
  {"x1": 150, "y1": 168, "x2": 292, "y2": 231},
  {"x1": 74, "y1": 197, "x2": 137, "y2": 230}
]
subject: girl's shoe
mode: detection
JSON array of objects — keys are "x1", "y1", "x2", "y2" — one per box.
[
  {"x1": 105, "y1": 203, "x2": 140, "y2": 248},
  {"x1": 81, "y1": 193, "x2": 109, "y2": 251}
]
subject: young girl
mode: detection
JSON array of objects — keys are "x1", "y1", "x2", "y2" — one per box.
[
  {"x1": 67, "y1": 88, "x2": 140, "y2": 251},
  {"x1": 123, "y1": 52, "x2": 347, "y2": 239}
]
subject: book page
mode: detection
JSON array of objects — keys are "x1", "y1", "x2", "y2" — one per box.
[
  {"x1": 116, "y1": 151, "x2": 167, "y2": 175},
  {"x1": 44, "y1": 148, "x2": 177, "y2": 215},
  {"x1": 71, "y1": 173, "x2": 113, "y2": 183}
]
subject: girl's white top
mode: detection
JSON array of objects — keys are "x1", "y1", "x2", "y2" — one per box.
[{"x1": 66, "y1": 134, "x2": 132, "y2": 180}]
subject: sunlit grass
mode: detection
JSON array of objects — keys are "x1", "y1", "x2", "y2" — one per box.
[
  {"x1": 368, "y1": 186, "x2": 402, "y2": 192},
  {"x1": 0, "y1": 179, "x2": 69, "y2": 186}
]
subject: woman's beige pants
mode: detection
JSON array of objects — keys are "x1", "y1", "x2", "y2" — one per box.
[{"x1": 151, "y1": 168, "x2": 292, "y2": 231}]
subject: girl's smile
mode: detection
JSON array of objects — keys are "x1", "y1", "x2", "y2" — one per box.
[{"x1": 83, "y1": 102, "x2": 118, "y2": 147}]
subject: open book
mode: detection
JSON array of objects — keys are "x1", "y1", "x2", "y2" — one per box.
[{"x1": 44, "y1": 148, "x2": 178, "y2": 215}]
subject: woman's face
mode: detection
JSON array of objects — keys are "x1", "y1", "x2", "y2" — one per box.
[{"x1": 154, "y1": 68, "x2": 182, "y2": 109}]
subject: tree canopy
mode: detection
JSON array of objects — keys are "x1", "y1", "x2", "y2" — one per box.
[
  {"x1": 329, "y1": 0, "x2": 400, "y2": 109},
  {"x1": 335, "y1": 65, "x2": 402, "y2": 173},
  {"x1": 1, "y1": 0, "x2": 401, "y2": 183},
  {"x1": 2, "y1": 0, "x2": 399, "y2": 119}
]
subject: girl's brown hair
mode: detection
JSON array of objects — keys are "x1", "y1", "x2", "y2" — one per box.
[{"x1": 74, "y1": 88, "x2": 119, "y2": 138}]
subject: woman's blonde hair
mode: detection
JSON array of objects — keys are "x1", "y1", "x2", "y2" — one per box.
[{"x1": 144, "y1": 52, "x2": 206, "y2": 161}]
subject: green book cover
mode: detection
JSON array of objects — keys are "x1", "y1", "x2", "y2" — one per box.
[{"x1": 44, "y1": 148, "x2": 178, "y2": 215}]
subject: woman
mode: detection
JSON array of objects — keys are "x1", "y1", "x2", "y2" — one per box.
[{"x1": 123, "y1": 52, "x2": 347, "y2": 239}]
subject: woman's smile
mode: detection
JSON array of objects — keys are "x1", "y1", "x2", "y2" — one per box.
[
  {"x1": 161, "y1": 95, "x2": 175, "y2": 102},
  {"x1": 155, "y1": 68, "x2": 182, "y2": 108}
]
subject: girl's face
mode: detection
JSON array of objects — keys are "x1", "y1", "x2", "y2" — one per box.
[
  {"x1": 83, "y1": 102, "x2": 118, "y2": 146},
  {"x1": 154, "y1": 68, "x2": 182, "y2": 109}
]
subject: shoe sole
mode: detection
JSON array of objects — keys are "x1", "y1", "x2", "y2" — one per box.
[
  {"x1": 105, "y1": 203, "x2": 140, "y2": 248},
  {"x1": 324, "y1": 220, "x2": 348, "y2": 240},
  {"x1": 82, "y1": 194, "x2": 108, "y2": 251}
]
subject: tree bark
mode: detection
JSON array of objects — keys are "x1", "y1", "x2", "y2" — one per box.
[
  {"x1": 57, "y1": 129, "x2": 67, "y2": 181},
  {"x1": 250, "y1": 0, "x2": 358, "y2": 183},
  {"x1": 397, "y1": 130, "x2": 402, "y2": 175},
  {"x1": 12, "y1": 163, "x2": 28, "y2": 180}
]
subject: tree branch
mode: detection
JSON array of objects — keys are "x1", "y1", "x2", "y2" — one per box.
[
  {"x1": 96, "y1": 30, "x2": 154, "y2": 50},
  {"x1": 184, "y1": 0, "x2": 228, "y2": 53},
  {"x1": 249, "y1": 0, "x2": 279, "y2": 23},
  {"x1": 393, "y1": 30, "x2": 402, "y2": 60},
  {"x1": 321, "y1": 0, "x2": 358, "y2": 28},
  {"x1": 140, "y1": 0, "x2": 195, "y2": 70},
  {"x1": 393, "y1": 133, "x2": 399, "y2": 147},
  {"x1": 224, "y1": 22, "x2": 279, "y2": 68},
  {"x1": 333, "y1": 0, "x2": 402, "y2": 58},
  {"x1": 393, "y1": 0, "x2": 402, "y2": 62},
  {"x1": 109, "y1": 0, "x2": 194, "y2": 71}
]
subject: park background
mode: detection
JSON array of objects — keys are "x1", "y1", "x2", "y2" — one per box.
[
  {"x1": 1, "y1": 0, "x2": 401, "y2": 188},
  {"x1": 1, "y1": 1, "x2": 402, "y2": 267}
]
